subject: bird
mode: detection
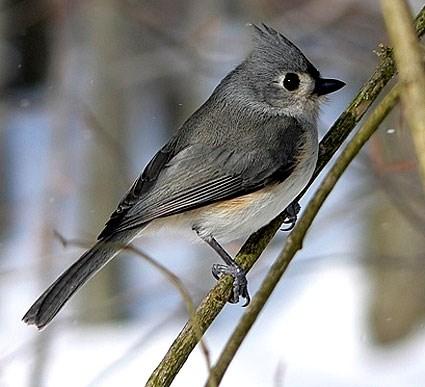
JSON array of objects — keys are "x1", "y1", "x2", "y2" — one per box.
[{"x1": 23, "y1": 24, "x2": 345, "y2": 329}]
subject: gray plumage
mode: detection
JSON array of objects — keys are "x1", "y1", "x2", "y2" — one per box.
[
  {"x1": 98, "y1": 115, "x2": 305, "y2": 238},
  {"x1": 23, "y1": 24, "x2": 345, "y2": 329}
]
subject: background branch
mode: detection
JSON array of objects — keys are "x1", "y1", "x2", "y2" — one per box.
[
  {"x1": 54, "y1": 234, "x2": 215, "y2": 384},
  {"x1": 146, "y1": 7, "x2": 425, "y2": 386},
  {"x1": 381, "y1": 0, "x2": 425, "y2": 190}
]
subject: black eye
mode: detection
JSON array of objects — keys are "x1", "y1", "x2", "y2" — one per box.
[{"x1": 283, "y1": 73, "x2": 300, "y2": 91}]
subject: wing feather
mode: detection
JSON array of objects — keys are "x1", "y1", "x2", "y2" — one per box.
[{"x1": 98, "y1": 117, "x2": 304, "y2": 240}]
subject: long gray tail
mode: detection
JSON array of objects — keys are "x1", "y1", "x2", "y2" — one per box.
[{"x1": 23, "y1": 230, "x2": 138, "y2": 329}]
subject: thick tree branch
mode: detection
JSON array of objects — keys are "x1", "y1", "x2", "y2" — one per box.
[
  {"x1": 146, "y1": 7, "x2": 425, "y2": 387},
  {"x1": 381, "y1": 0, "x2": 425, "y2": 189},
  {"x1": 207, "y1": 83, "x2": 401, "y2": 386}
]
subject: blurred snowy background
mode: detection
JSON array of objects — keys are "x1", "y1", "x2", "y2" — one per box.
[{"x1": 1, "y1": 0, "x2": 425, "y2": 386}]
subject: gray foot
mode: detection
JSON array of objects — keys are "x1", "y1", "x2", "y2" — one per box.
[
  {"x1": 212, "y1": 263, "x2": 250, "y2": 306},
  {"x1": 281, "y1": 201, "x2": 301, "y2": 231}
]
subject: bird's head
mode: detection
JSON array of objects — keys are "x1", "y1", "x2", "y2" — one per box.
[{"x1": 232, "y1": 24, "x2": 345, "y2": 121}]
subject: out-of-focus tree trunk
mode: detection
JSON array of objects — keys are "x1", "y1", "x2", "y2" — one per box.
[
  {"x1": 368, "y1": 195, "x2": 425, "y2": 344},
  {"x1": 77, "y1": 0, "x2": 130, "y2": 324},
  {"x1": 0, "y1": 0, "x2": 7, "y2": 240},
  {"x1": 0, "y1": 0, "x2": 55, "y2": 387},
  {"x1": 366, "y1": 105, "x2": 425, "y2": 344}
]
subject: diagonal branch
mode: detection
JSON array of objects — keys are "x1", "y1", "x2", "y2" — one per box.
[
  {"x1": 146, "y1": 7, "x2": 425, "y2": 387},
  {"x1": 207, "y1": 82, "x2": 401, "y2": 386}
]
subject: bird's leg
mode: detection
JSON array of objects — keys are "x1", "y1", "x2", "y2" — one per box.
[
  {"x1": 281, "y1": 201, "x2": 301, "y2": 231},
  {"x1": 193, "y1": 227, "x2": 250, "y2": 306}
]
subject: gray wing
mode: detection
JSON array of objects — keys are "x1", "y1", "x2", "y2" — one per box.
[
  {"x1": 98, "y1": 117, "x2": 305, "y2": 240},
  {"x1": 98, "y1": 145, "x2": 298, "y2": 240}
]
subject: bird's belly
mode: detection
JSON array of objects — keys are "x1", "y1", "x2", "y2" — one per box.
[
  {"x1": 146, "y1": 153, "x2": 317, "y2": 244},
  {"x1": 194, "y1": 161, "x2": 316, "y2": 243}
]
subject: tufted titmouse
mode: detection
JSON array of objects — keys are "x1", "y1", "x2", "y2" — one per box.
[{"x1": 23, "y1": 24, "x2": 345, "y2": 329}]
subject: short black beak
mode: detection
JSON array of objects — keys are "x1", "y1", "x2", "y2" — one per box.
[{"x1": 314, "y1": 78, "x2": 346, "y2": 96}]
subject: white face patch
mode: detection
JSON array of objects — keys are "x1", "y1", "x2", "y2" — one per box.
[
  {"x1": 271, "y1": 72, "x2": 319, "y2": 123},
  {"x1": 277, "y1": 72, "x2": 315, "y2": 96}
]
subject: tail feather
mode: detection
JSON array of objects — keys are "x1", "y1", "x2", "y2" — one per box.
[{"x1": 23, "y1": 230, "x2": 138, "y2": 329}]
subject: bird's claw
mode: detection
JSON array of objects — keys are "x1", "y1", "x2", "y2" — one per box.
[
  {"x1": 212, "y1": 263, "x2": 250, "y2": 306},
  {"x1": 280, "y1": 202, "x2": 301, "y2": 231}
]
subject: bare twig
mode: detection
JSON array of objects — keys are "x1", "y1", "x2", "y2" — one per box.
[
  {"x1": 52, "y1": 233, "x2": 214, "y2": 385},
  {"x1": 146, "y1": 7, "x2": 425, "y2": 387},
  {"x1": 381, "y1": 0, "x2": 425, "y2": 190},
  {"x1": 128, "y1": 245, "x2": 216, "y2": 385}
]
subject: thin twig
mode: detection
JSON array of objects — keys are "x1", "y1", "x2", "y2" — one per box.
[
  {"x1": 206, "y1": 83, "x2": 401, "y2": 386},
  {"x1": 381, "y1": 0, "x2": 425, "y2": 190},
  {"x1": 52, "y1": 233, "x2": 215, "y2": 385},
  {"x1": 128, "y1": 245, "x2": 216, "y2": 385},
  {"x1": 146, "y1": 7, "x2": 425, "y2": 387}
]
